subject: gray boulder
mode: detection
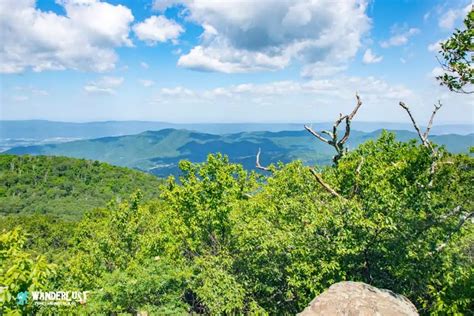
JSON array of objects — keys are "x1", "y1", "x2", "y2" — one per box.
[{"x1": 298, "y1": 281, "x2": 418, "y2": 316}]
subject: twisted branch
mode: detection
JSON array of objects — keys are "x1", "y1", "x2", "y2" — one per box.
[{"x1": 305, "y1": 93, "x2": 363, "y2": 164}]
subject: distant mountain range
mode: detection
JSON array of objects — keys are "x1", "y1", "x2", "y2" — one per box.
[
  {"x1": 2, "y1": 120, "x2": 473, "y2": 140},
  {"x1": 4, "y1": 128, "x2": 473, "y2": 177}
]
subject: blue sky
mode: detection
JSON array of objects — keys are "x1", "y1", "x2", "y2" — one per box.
[{"x1": 0, "y1": 0, "x2": 472, "y2": 123}]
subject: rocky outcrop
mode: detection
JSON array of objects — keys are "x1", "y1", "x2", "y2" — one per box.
[{"x1": 298, "y1": 281, "x2": 418, "y2": 316}]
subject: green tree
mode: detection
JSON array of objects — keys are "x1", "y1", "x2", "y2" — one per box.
[{"x1": 436, "y1": 7, "x2": 474, "y2": 93}]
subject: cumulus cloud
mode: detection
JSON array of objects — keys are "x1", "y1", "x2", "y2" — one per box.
[
  {"x1": 0, "y1": 0, "x2": 134, "y2": 74},
  {"x1": 140, "y1": 62, "x2": 150, "y2": 69},
  {"x1": 84, "y1": 76, "x2": 124, "y2": 95},
  {"x1": 147, "y1": 75, "x2": 430, "y2": 123},
  {"x1": 438, "y1": 4, "x2": 471, "y2": 30},
  {"x1": 169, "y1": 0, "x2": 371, "y2": 75},
  {"x1": 380, "y1": 27, "x2": 420, "y2": 48},
  {"x1": 139, "y1": 79, "x2": 155, "y2": 87},
  {"x1": 155, "y1": 76, "x2": 414, "y2": 103},
  {"x1": 133, "y1": 15, "x2": 183, "y2": 45},
  {"x1": 362, "y1": 49, "x2": 383, "y2": 64}
]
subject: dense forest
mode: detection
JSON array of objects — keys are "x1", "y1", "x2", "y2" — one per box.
[
  {"x1": 0, "y1": 155, "x2": 163, "y2": 219},
  {"x1": 1, "y1": 131, "x2": 473, "y2": 314}
]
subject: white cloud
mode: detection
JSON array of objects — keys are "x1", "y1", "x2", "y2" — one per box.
[
  {"x1": 156, "y1": 76, "x2": 414, "y2": 103},
  {"x1": 140, "y1": 62, "x2": 150, "y2": 69},
  {"x1": 430, "y1": 67, "x2": 445, "y2": 79},
  {"x1": 438, "y1": 5, "x2": 471, "y2": 30},
  {"x1": 148, "y1": 76, "x2": 427, "y2": 122},
  {"x1": 8, "y1": 86, "x2": 49, "y2": 99},
  {"x1": 139, "y1": 79, "x2": 155, "y2": 87},
  {"x1": 133, "y1": 15, "x2": 183, "y2": 45},
  {"x1": 300, "y1": 62, "x2": 348, "y2": 78},
  {"x1": 380, "y1": 27, "x2": 420, "y2": 48},
  {"x1": 32, "y1": 89, "x2": 49, "y2": 96},
  {"x1": 84, "y1": 76, "x2": 124, "y2": 95},
  {"x1": 160, "y1": 86, "x2": 195, "y2": 97},
  {"x1": 152, "y1": 0, "x2": 179, "y2": 12},
  {"x1": 12, "y1": 95, "x2": 29, "y2": 102},
  {"x1": 362, "y1": 49, "x2": 383, "y2": 64},
  {"x1": 149, "y1": 76, "x2": 474, "y2": 124},
  {"x1": 0, "y1": 0, "x2": 134, "y2": 74},
  {"x1": 172, "y1": 0, "x2": 371, "y2": 75},
  {"x1": 427, "y1": 40, "x2": 443, "y2": 53}
]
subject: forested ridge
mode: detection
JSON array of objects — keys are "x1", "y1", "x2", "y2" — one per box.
[
  {"x1": 0, "y1": 155, "x2": 163, "y2": 219},
  {"x1": 5, "y1": 128, "x2": 473, "y2": 177}
]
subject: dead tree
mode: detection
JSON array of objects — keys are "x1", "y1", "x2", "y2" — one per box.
[
  {"x1": 255, "y1": 148, "x2": 271, "y2": 172},
  {"x1": 399, "y1": 101, "x2": 444, "y2": 187},
  {"x1": 398, "y1": 101, "x2": 443, "y2": 154},
  {"x1": 304, "y1": 93, "x2": 362, "y2": 165},
  {"x1": 256, "y1": 147, "x2": 345, "y2": 200},
  {"x1": 256, "y1": 94, "x2": 362, "y2": 200}
]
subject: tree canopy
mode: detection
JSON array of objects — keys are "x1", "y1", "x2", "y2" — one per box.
[
  {"x1": 1, "y1": 132, "x2": 472, "y2": 315},
  {"x1": 0, "y1": 155, "x2": 163, "y2": 219}
]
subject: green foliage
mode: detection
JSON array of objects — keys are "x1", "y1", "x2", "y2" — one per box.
[
  {"x1": 1, "y1": 133, "x2": 472, "y2": 314},
  {"x1": 0, "y1": 228, "x2": 56, "y2": 315},
  {"x1": 0, "y1": 155, "x2": 162, "y2": 219},
  {"x1": 85, "y1": 259, "x2": 188, "y2": 315},
  {"x1": 436, "y1": 8, "x2": 474, "y2": 93}
]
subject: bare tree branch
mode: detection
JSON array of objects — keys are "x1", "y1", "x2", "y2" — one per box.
[
  {"x1": 348, "y1": 93, "x2": 363, "y2": 120},
  {"x1": 356, "y1": 157, "x2": 365, "y2": 175},
  {"x1": 305, "y1": 93, "x2": 363, "y2": 164},
  {"x1": 321, "y1": 130, "x2": 334, "y2": 138},
  {"x1": 339, "y1": 94, "x2": 363, "y2": 146},
  {"x1": 399, "y1": 100, "x2": 444, "y2": 156},
  {"x1": 436, "y1": 211, "x2": 474, "y2": 252},
  {"x1": 351, "y1": 157, "x2": 365, "y2": 197},
  {"x1": 256, "y1": 148, "x2": 271, "y2": 172},
  {"x1": 440, "y1": 206, "x2": 462, "y2": 220},
  {"x1": 309, "y1": 168, "x2": 345, "y2": 200},
  {"x1": 424, "y1": 101, "x2": 443, "y2": 140},
  {"x1": 304, "y1": 125, "x2": 330, "y2": 144},
  {"x1": 399, "y1": 101, "x2": 427, "y2": 147}
]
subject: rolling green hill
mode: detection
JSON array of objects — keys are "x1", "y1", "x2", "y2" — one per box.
[
  {"x1": 0, "y1": 155, "x2": 162, "y2": 219},
  {"x1": 4, "y1": 129, "x2": 473, "y2": 177}
]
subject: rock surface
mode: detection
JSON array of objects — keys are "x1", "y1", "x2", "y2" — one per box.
[{"x1": 298, "y1": 281, "x2": 418, "y2": 316}]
